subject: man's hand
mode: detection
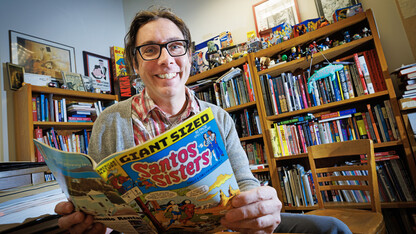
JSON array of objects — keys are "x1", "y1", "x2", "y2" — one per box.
[
  {"x1": 221, "y1": 186, "x2": 282, "y2": 234},
  {"x1": 55, "y1": 201, "x2": 106, "y2": 234}
]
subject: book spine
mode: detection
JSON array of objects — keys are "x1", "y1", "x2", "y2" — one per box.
[
  {"x1": 338, "y1": 68, "x2": 350, "y2": 100},
  {"x1": 354, "y1": 113, "x2": 368, "y2": 139},
  {"x1": 358, "y1": 54, "x2": 375, "y2": 94},
  {"x1": 366, "y1": 104, "x2": 382, "y2": 143},
  {"x1": 259, "y1": 75, "x2": 272, "y2": 116},
  {"x1": 353, "y1": 53, "x2": 369, "y2": 95},
  {"x1": 40, "y1": 94, "x2": 45, "y2": 121},
  {"x1": 31, "y1": 97, "x2": 38, "y2": 121},
  {"x1": 375, "y1": 104, "x2": 390, "y2": 142},
  {"x1": 272, "y1": 77, "x2": 282, "y2": 114},
  {"x1": 343, "y1": 65, "x2": 355, "y2": 98},
  {"x1": 34, "y1": 127, "x2": 44, "y2": 162}
]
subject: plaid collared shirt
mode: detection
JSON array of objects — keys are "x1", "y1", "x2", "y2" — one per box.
[{"x1": 131, "y1": 87, "x2": 200, "y2": 145}]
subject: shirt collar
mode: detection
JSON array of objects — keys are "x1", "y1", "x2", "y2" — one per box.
[{"x1": 136, "y1": 86, "x2": 200, "y2": 122}]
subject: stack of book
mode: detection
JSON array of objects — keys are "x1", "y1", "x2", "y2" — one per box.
[
  {"x1": 396, "y1": 63, "x2": 416, "y2": 99},
  {"x1": 66, "y1": 102, "x2": 95, "y2": 122}
]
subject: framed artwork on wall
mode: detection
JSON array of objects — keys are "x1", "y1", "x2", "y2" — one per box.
[
  {"x1": 83, "y1": 51, "x2": 112, "y2": 94},
  {"x1": 314, "y1": 0, "x2": 358, "y2": 23},
  {"x1": 6, "y1": 63, "x2": 24, "y2": 90},
  {"x1": 61, "y1": 71, "x2": 85, "y2": 92},
  {"x1": 9, "y1": 30, "x2": 76, "y2": 80},
  {"x1": 252, "y1": 0, "x2": 301, "y2": 36}
]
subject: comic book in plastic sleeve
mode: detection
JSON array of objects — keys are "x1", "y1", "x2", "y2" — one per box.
[{"x1": 33, "y1": 107, "x2": 240, "y2": 233}]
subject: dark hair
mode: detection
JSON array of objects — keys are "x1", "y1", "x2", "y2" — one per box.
[{"x1": 124, "y1": 6, "x2": 192, "y2": 75}]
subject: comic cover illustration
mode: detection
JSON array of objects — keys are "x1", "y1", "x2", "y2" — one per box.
[{"x1": 34, "y1": 108, "x2": 239, "y2": 233}]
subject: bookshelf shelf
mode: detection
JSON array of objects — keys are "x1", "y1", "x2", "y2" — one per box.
[
  {"x1": 31, "y1": 85, "x2": 118, "y2": 101},
  {"x1": 240, "y1": 134, "x2": 263, "y2": 141},
  {"x1": 266, "y1": 90, "x2": 389, "y2": 121},
  {"x1": 224, "y1": 101, "x2": 257, "y2": 113},
  {"x1": 14, "y1": 84, "x2": 119, "y2": 162},
  {"x1": 251, "y1": 168, "x2": 269, "y2": 173},
  {"x1": 187, "y1": 56, "x2": 248, "y2": 84},
  {"x1": 258, "y1": 36, "x2": 374, "y2": 77},
  {"x1": 34, "y1": 121, "x2": 94, "y2": 129},
  {"x1": 284, "y1": 202, "x2": 416, "y2": 211}
]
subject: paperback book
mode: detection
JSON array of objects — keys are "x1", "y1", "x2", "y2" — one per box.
[{"x1": 33, "y1": 108, "x2": 239, "y2": 233}]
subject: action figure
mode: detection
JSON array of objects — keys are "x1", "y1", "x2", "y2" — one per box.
[{"x1": 317, "y1": 16, "x2": 329, "y2": 28}]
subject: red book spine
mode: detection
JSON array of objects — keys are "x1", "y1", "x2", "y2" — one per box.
[
  {"x1": 370, "y1": 49, "x2": 387, "y2": 90},
  {"x1": 363, "y1": 51, "x2": 379, "y2": 92},
  {"x1": 34, "y1": 127, "x2": 44, "y2": 162},
  {"x1": 354, "y1": 53, "x2": 368, "y2": 95}
]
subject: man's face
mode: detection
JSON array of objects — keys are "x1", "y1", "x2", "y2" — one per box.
[{"x1": 134, "y1": 18, "x2": 191, "y2": 103}]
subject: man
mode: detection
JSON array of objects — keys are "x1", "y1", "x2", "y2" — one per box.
[{"x1": 55, "y1": 7, "x2": 350, "y2": 234}]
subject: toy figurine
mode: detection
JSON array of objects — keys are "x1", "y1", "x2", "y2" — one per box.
[
  {"x1": 324, "y1": 37, "x2": 332, "y2": 49},
  {"x1": 291, "y1": 46, "x2": 297, "y2": 59},
  {"x1": 281, "y1": 54, "x2": 288, "y2": 62},
  {"x1": 343, "y1": 31, "x2": 351, "y2": 43},
  {"x1": 207, "y1": 40, "x2": 217, "y2": 53},
  {"x1": 260, "y1": 57, "x2": 271, "y2": 70},
  {"x1": 297, "y1": 45, "x2": 303, "y2": 59},
  {"x1": 317, "y1": 16, "x2": 329, "y2": 28},
  {"x1": 309, "y1": 41, "x2": 318, "y2": 54},
  {"x1": 362, "y1": 27, "x2": 371, "y2": 37},
  {"x1": 353, "y1": 34, "x2": 362, "y2": 40}
]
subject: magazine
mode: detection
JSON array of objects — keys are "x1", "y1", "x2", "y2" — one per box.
[{"x1": 34, "y1": 108, "x2": 240, "y2": 233}]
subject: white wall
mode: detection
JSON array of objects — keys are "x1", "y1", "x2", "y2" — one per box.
[{"x1": 0, "y1": 0, "x2": 126, "y2": 161}]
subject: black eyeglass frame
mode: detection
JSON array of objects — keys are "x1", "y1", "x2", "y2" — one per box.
[{"x1": 135, "y1": 39, "x2": 190, "y2": 61}]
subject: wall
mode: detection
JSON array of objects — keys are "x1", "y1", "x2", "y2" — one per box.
[
  {"x1": 122, "y1": 0, "x2": 414, "y2": 75},
  {"x1": 0, "y1": 0, "x2": 126, "y2": 161}
]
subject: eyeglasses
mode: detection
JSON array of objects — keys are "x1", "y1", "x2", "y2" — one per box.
[{"x1": 135, "y1": 40, "x2": 189, "y2": 61}]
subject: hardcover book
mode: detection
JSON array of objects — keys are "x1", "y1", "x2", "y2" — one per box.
[{"x1": 33, "y1": 108, "x2": 239, "y2": 233}]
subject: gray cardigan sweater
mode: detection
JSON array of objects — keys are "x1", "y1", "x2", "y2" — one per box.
[{"x1": 88, "y1": 96, "x2": 260, "y2": 192}]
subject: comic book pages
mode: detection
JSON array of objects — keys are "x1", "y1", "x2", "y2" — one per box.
[{"x1": 34, "y1": 108, "x2": 239, "y2": 233}]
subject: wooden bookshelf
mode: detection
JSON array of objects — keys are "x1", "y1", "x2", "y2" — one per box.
[
  {"x1": 14, "y1": 84, "x2": 119, "y2": 162},
  {"x1": 187, "y1": 9, "x2": 415, "y2": 214},
  {"x1": 250, "y1": 10, "x2": 416, "y2": 212}
]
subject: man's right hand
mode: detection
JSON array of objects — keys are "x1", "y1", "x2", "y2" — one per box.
[{"x1": 55, "y1": 201, "x2": 106, "y2": 234}]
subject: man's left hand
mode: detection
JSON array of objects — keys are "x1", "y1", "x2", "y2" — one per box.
[{"x1": 221, "y1": 186, "x2": 282, "y2": 234}]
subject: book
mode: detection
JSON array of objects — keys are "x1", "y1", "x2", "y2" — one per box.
[
  {"x1": 33, "y1": 108, "x2": 240, "y2": 233},
  {"x1": 110, "y1": 46, "x2": 127, "y2": 78},
  {"x1": 353, "y1": 54, "x2": 369, "y2": 95},
  {"x1": 399, "y1": 65, "x2": 416, "y2": 76}
]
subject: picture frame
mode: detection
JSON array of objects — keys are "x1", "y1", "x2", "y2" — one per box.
[
  {"x1": 62, "y1": 71, "x2": 85, "y2": 92},
  {"x1": 9, "y1": 30, "x2": 76, "y2": 80},
  {"x1": 252, "y1": 0, "x2": 301, "y2": 37},
  {"x1": 314, "y1": 0, "x2": 358, "y2": 23},
  {"x1": 82, "y1": 51, "x2": 112, "y2": 94},
  {"x1": 6, "y1": 63, "x2": 24, "y2": 90}
]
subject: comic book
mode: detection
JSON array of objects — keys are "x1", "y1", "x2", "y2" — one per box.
[{"x1": 33, "y1": 108, "x2": 240, "y2": 233}]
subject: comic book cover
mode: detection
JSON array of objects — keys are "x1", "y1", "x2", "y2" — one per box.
[
  {"x1": 110, "y1": 46, "x2": 127, "y2": 77},
  {"x1": 34, "y1": 108, "x2": 239, "y2": 233}
]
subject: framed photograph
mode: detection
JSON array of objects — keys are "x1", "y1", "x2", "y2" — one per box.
[
  {"x1": 6, "y1": 63, "x2": 24, "y2": 90},
  {"x1": 314, "y1": 0, "x2": 358, "y2": 23},
  {"x1": 83, "y1": 51, "x2": 112, "y2": 93},
  {"x1": 253, "y1": 0, "x2": 301, "y2": 36},
  {"x1": 9, "y1": 30, "x2": 76, "y2": 80},
  {"x1": 62, "y1": 71, "x2": 85, "y2": 92}
]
